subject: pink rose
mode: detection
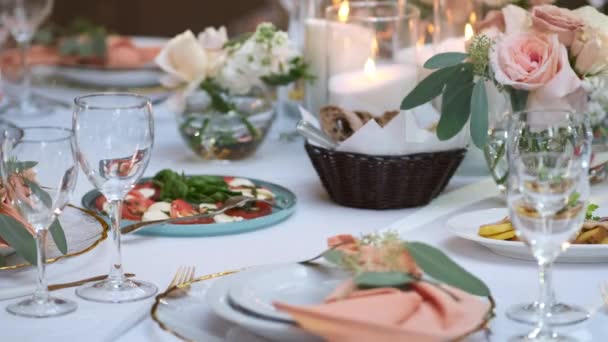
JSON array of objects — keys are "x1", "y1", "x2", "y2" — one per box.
[
  {"x1": 491, "y1": 32, "x2": 582, "y2": 109},
  {"x1": 474, "y1": 10, "x2": 505, "y2": 34},
  {"x1": 531, "y1": 5, "x2": 584, "y2": 47}
]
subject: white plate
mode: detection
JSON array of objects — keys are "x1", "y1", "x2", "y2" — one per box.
[
  {"x1": 446, "y1": 208, "x2": 608, "y2": 263},
  {"x1": 38, "y1": 36, "x2": 166, "y2": 88},
  {"x1": 206, "y1": 267, "x2": 322, "y2": 342},
  {"x1": 228, "y1": 263, "x2": 348, "y2": 322}
]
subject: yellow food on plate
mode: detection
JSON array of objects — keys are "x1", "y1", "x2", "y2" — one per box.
[
  {"x1": 478, "y1": 218, "x2": 513, "y2": 237},
  {"x1": 486, "y1": 230, "x2": 516, "y2": 241}
]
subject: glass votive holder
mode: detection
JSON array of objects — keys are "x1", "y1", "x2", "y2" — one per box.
[{"x1": 324, "y1": 1, "x2": 420, "y2": 115}]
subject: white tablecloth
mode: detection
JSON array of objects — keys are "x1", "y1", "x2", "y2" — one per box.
[{"x1": 0, "y1": 101, "x2": 607, "y2": 342}]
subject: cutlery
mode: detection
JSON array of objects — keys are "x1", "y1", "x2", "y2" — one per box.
[
  {"x1": 163, "y1": 266, "x2": 196, "y2": 299},
  {"x1": 0, "y1": 273, "x2": 135, "y2": 301},
  {"x1": 296, "y1": 120, "x2": 339, "y2": 150},
  {"x1": 120, "y1": 196, "x2": 284, "y2": 235},
  {"x1": 298, "y1": 242, "x2": 348, "y2": 265}
]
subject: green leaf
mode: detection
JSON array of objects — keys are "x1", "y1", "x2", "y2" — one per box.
[
  {"x1": 0, "y1": 214, "x2": 37, "y2": 265},
  {"x1": 423, "y1": 53, "x2": 469, "y2": 70},
  {"x1": 0, "y1": 253, "x2": 6, "y2": 267},
  {"x1": 354, "y1": 271, "x2": 416, "y2": 288},
  {"x1": 49, "y1": 219, "x2": 67, "y2": 255},
  {"x1": 23, "y1": 179, "x2": 52, "y2": 208},
  {"x1": 509, "y1": 88, "x2": 529, "y2": 112},
  {"x1": 323, "y1": 249, "x2": 345, "y2": 266},
  {"x1": 586, "y1": 203, "x2": 600, "y2": 220},
  {"x1": 470, "y1": 79, "x2": 489, "y2": 148},
  {"x1": 437, "y1": 64, "x2": 475, "y2": 141},
  {"x1": 404, "y1": 242, "x2": 491, "y2": 297},
  {"x1": 7, "y1": 160, "x2": 37, "y2": 174},
  {"x1": 401, "y1": 65, "x2": 459, "y2": 110}
]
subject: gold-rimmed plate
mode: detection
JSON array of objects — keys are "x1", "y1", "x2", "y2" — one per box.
[
  {"x1": 0, "y1": 205, "x2": 109, "y2": 271},
  {"x1": 151, "y1": 267, "x2": 495, "y2": 342}
]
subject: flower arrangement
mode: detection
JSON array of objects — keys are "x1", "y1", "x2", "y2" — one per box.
[
  {"x1": 156, "y1": 23, "x2": 312, "y2": 111},
  {"x1": 402, "y1": 5, "x2": 608, "y2": 148},
  {"x1": 0, "y1": 161, "x2": 66, "y2": 267}
]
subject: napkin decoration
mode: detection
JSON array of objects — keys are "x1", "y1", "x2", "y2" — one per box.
[{"x1": 274, "y1": 233, "x2": 493, "y2": 342}]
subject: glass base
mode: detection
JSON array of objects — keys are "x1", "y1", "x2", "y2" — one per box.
[
  {"x1": 7, "y1": 295, "x2": 77, "y2": 318},
  {"x1": 509, "y1": 330, "x2": 577, "y2": 342},
  {"x1": 75, "y1": 278, "x2": 158, "y2": 303},
  {"x1": 0, "y1": 95, "x2": 60, "y2": 118},
  {"x1": 507, "y1": 302, "x2": 590, "y2": 326}
]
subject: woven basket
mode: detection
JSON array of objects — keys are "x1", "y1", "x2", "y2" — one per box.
[{"x1": 305, "y1": 143, "x2": 467, "y2": 209}]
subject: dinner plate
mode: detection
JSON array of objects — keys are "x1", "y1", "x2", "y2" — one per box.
[
  {"x1": 0, "y1": 205, "x2": 109, "y2": 271},
  {"x1": 39, "y1": 36, "x2": 166, "y2": 88},
  {"x1": 81, "y1": 176, "x2": 297, "y2": 237},
  {"x1": 228, "y1": 263, "x2": 348, "y2": 322},
  {"x1": 446, "y1": 208, "x2": 608, "y2": 263}
]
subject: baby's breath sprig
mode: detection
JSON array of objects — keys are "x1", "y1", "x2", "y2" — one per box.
[{"x1": 468, "y1": 35, "x2": 493, "y2": 78}]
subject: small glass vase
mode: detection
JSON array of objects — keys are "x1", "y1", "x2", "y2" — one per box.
[{"x1": 176, "y1": 88, "x2": 276, "y2": 160}]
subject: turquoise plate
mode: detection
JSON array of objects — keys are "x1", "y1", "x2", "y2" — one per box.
[{"x1": 81, "y1": 176, "x2": 297, "y2": 237}]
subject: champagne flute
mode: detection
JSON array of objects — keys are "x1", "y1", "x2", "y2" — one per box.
[
  {"x1": 0, "y1": 0, "x2": 55, "y2": 117},
  {"x1": 0, "y1": 126, "x2": 78, "y2": 318},
  {"x1": 506, "y1": 110, "x2": 592, "y2": 341},
  {"x1": 73, "y1": 93, "x2": 157, "y2": 303}
]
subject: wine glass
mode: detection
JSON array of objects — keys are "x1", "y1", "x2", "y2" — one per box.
[
  {"x1": 0, "y1": 0, "x2": 56, "y2": 117},
  {"x1": 73, "y1": 93, "x2": 157, "y2": 303},
  {"x1": 506, "y1": 110, "x2": 592, "y2": 341},
  {"x1": 0, "y1": 126, "x2": 78, "y2": 317}
]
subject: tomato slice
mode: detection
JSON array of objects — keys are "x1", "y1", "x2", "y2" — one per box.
[
  {"x1": 223, "y1": 176, "x2": 235, "y2": 184},
  {"x1": 133, "y1": 182, "x2": 160, "y2": 200},
  {"x1": 123, "y1": 195, "x2": 155, "y2": 221},
  {"x1": 170, "y1": 199, "x2": 213, "y2": 224},
  {"x1": 225, "y1": 201, "x2": 272, "y2": 219}
]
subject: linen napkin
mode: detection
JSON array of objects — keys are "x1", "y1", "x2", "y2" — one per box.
[
  {"x1": 274, "y1": 279, "x2": 490, "y2": 342},
  {"x1": 300, "y1": 106, "x2": 467, "y2": 156}
]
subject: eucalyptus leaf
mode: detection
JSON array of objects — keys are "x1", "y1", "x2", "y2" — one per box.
[
  {"x1": 437, "y1": 64, "x2": 474, "y2": 141},
  {"x1": 401, "y1": 65, "x2": 459, "y2": 110},
  {"x1": 49, "y1": 219, "x2": 67, "y2": 255},
  {"x1": 423, "y1": 52, "x2": 468, "y2": 70},
  {"x1": 470, "y1": 80, "x2": 489, "y2": 148},
  {"x1": 355, "y1": 271, "x2": 416, "y2": 288},
  {"x1": 323, "y1": 249, "x2": 345, "y2": 266},
  {"x1": 0, "y1": 253, "x2": 5, "y2": 267},
  {"x1": 0, "y1": 214, "x2": 37, "y2": 265},
  {"x1": 7, "y1": 160, "x2": 37, "y2": 173},
  {"x1": 404, "y1": 242, "x2": 491, "y2": 297},
  {"x1": 23, "y1": 179, "x2": 52, "y2": 208}
]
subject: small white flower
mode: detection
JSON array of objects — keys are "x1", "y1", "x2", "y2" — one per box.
[{"x1": 198, "y1": 26, "x2": 228, "y2": 50}]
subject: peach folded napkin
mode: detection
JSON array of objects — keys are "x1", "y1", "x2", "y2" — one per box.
[{"x1": 275, "y1": 279, "x2": 490, "y2": 342}]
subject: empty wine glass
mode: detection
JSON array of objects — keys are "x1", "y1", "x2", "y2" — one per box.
[
  {"x1": 506, "y1": 110, "x2": 592, "y2": 341},
  {"x1": 0, "y1": 126, "x2": 78, "y2": 318},
  {"x1": 73, "y1": 93, "x2": 157, "y2": 303},
  {"x1": 0, "y1": 0, "x2": 56, "y2": 117}
]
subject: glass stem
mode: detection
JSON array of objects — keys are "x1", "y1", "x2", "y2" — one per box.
[
  {"x1": 534, "y1": 261, "x2": 553, "y2": 337},
  {"x1": 18, "y1": 40, "x2": 32, "y2": 106},
  {"x1": 33, "y1": 228, "x2": 49, "y2": 303},
  {"x1": 106, "y1": 200, "x2": 125, "y2": 284}
]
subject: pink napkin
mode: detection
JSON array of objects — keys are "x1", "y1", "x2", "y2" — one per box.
[{"x1": 274, "y1": 280, "x2": 490, "y2": 342}]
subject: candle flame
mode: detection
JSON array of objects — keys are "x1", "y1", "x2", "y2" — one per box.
[
  {"x1": 465, "y1": 23, "x2": 474, "y2": 41},
  {"x1": 338, "y1": 1, "x2": 349, "y2": 22},
  {"x1": 364, "y1": 58, "x2": 376, "y2": 79},
  {"x1": 371, "y1": 38, "x2": 378, "y2": 56},
  {"x1": 469, "y1": 12, "x2": 477, "y2": 24}
]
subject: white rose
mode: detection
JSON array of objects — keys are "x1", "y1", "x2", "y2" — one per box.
[
  {"x1": 198, "y1": 26, "x2": 228, "y2": 50},
  {"x1": 155, "y1": 30, "x2": 208, "y2": 85},
  {"x1": 572, "y1": 7, "x2": 608, "y2": 76}
]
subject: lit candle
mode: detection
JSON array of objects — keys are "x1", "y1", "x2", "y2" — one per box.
[{"x1": 328, "y1": 58, "x2": 418, "y2": 114}]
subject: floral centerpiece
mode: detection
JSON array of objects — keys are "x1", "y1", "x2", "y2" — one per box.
[
  {"x1": 402, "y1": 4, "x2": 608, "y2": 184},
  {"x1": 156, "y1": 23, "x2": 312, "y2": 160},
  {"x1": 0, "y1": 161, "x2": 66, "y2": 267}
]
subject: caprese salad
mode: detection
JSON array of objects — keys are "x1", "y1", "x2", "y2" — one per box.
[{"x1": 94, "y1": 169, "x2": 275, "y2": 224}]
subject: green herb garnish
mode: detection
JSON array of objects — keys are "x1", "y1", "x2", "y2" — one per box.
[{"x1": 152, "y1": 169, "x2": 241, "y2": 204}]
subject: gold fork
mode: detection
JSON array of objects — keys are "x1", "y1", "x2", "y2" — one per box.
[{"x1": 165, "y1": 266, "x2": 196, "y2": 298}]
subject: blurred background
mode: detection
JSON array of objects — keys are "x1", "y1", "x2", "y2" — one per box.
[{"x1": 49, "y1": 0, "x2": 605, "y2": 37}]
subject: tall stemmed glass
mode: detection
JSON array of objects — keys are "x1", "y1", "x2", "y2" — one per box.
[
  {"x1": 0, "y1": 0, "x2": 55, "y2": 117},
  {"x1": 506, "y1": 110, "x2": 592, "y2": 341},
  {"x1": 1, "y1": 127, "x2": 78, "y2": 317},
  {"x1": 73, "y1": 93, "x2": 157, "y2": 303}
]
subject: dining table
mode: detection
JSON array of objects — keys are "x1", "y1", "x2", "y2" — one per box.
[{"x1": 1, "y1": 89, "x2": 608, "y2": 342}]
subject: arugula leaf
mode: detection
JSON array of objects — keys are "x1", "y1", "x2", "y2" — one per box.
[
  {"x1": 401, "y1": 65, "x2": 459, "y2": 110},
  {"x1": 404, "y1": 242, "x2": 491, "y2": 297},
  {"x1": 586, "y1": 203, "x2": 600, "y2": 220},
  {"x1": 424, "y1": 52, "x2": 469, "y2": 70},
  {"x1": 354, "y1": 271, "x2": 416, "y2": 289},
  {"x1": 0, "y1": 214, "x2": 37, "y2": 265},
  {"x1": 49, "y1": 219, "x2": 68, "y2": 255},
  {"x1": 152, "y1": 169, "x2": 240, "y2": 204}
]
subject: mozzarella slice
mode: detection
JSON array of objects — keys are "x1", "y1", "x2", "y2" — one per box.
[
  {"x1": 233, "y1": 188, "x2": 275, "y2": 200},
  {"x1": 138, "y1": 188, "x2": 156, "y2": 198},
  {"x1": 199, "y1": 203, "x2": 218, "y2": 211},
  {"x1": 147, "y1": 201, "x2": 171, "y2": 213},
  {"x1": 142, "y1": 210, "x2": 170, "y2": 221},
  {"x1": 228, "y1": 178, "x2": 255, "y2": 188},
  {"x1": 213, "y1": 214, "x2": 244, "y2": 223}
]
